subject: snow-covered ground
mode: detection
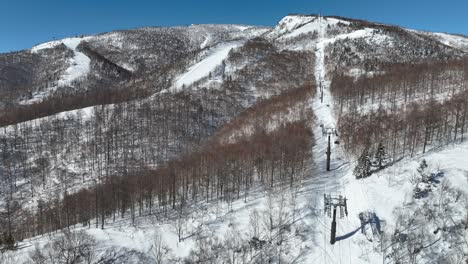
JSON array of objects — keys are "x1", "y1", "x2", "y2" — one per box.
[
  {"x1": 5, "y1": 15, "x2": 468, "y2": 264},
  {"x1": 57, "y1": 38, "x2": 92, "y2": 86},
  {"x1": 281, "y1": 17, "x2": 349, "y2": 40},
  {"x1": 409, "y1": 29, "x2": 468, "y2": 52},
  {"x1": 301, "y1": 19, "x2": 468, "y2": 263},
  {"x1": 32, "y1": 37, "x2": 92, "y2": 86},
  {"x1": 431, "y1": 32, "x2": 468, "y2": 52},
  {"x1": 171, "y1": 41, "x2": 243, "y2": 92},
  {"x1": 8, "y1": 127, "x2": 468, "y2": 263},
  {"x1": 268, "y1": 15, "x2": 351, "y2": 41},
  {"x1": 23, "y1": 37, "x2": 93, "y2": 104}
]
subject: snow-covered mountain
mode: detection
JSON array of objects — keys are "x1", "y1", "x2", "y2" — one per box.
[{"x1": 1, "y1": 14, "x2": 467, "y2": 263}]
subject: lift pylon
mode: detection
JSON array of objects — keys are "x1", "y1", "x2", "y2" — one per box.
[{"x1": 324, "y1": 194, "x2": 348, "y2": 244}]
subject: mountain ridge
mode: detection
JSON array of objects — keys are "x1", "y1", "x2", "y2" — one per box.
[{"x1": 1, "y1": 13, "x2": 467, "y2": 264}]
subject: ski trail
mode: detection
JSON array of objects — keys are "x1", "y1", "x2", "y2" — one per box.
[
  {"x1": 172, "y1": 41, "x2": 243, "y2": 92},
  {"x1": 31, "y1": 37, "x2": 92, "y2": 86},
  {"x1": 304, "y1": 16, "x2": 371, "y2": 264}
]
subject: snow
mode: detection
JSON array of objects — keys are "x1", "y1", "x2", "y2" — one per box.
[
  {"x1": 58, "y1": 38, "x2": 92, "y2": 86},
  {"x1": 1, "y1": 105, "x2": 96, "y2": 136},
  {"x1": 11, "y1": 132, "x2": 467, "y2": 264},
  {"x1": 274, "y1": 15, "x2": 315, "y2": 36},
  {"x1": 300, "y1": 20, "x2": 468, "y2": 263},
  {"x1": 31, "y1": 37, "x2": 92, "y2": 86},
  {"x1": 172, "y1": 41, "x2": 243, "y2": 91},
  {"x1": 30, "y1": 41, "x2": 61, "y2": 53},
  {"x1": 270, "y1": 15, "x2": 350, "y2": 40},
  {"x1": 6, "y1": 15, "x2": 468, "y2": 264},
  {"x1": 409, "y1": 28, "x2": 468, "y2": 52},
  {"x1": 234, "y1": 25, "x2": 251, "y2": 31},
  {"x1": 278, "y1": 16, "x2": 390, "y2": 52},
  {"x1": 432, "y1": 32, "x2": 468, "y2": 51},
  {"x1": 20, "y1": 37, "x2": 94, "y2": 104},
  {"x1": 200, "y1": 35, "x2": 211, "y2": 49},
  {"x1": 282, "y1": 17, "x2": 349, "y2": 40}
]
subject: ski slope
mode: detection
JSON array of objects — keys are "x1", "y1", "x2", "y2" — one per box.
[
  {"x1": 303, "y1": 18, "x2": 468, "y2": 264},
  {"x1": 304, "y1": 15, "x2": 361, "y2": 263},
  {"x1": 23, "y1": 37, "x2": 92, "y2": 104},
  {"x1": 32, "y1": 37, "x2": 92, "y2": 86},
  {"x1": 172, "y1": 41, "x2": 243, "y2": 92}
]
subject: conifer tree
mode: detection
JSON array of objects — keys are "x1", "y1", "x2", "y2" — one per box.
[
  {"x1": 374, "y1": 142, "x2": 388, "y2": 169},
  {"x1": 354, "y1": 147, "x2": 371, "y2": 179},
  {"x1": 417, "y1": 159, "x2": 429, "y2": 182},
  {"x1": 2, "y1": 232, "x2": 14, "y2": 250}
]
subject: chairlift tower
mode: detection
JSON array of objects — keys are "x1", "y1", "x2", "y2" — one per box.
[
  {"x1": 320, "y1": 79, "x2": 324, "y2": 103},
  {"x1": 321, "y1": 125, "x2": 339, "y2": 171},
  {"x1": 324, "y1": 194, "x2": 348, "y2": 244}
]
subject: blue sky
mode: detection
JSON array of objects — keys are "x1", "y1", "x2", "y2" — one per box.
[{"x1": 1, "y1": 0, "x2": 467, "y2": 53}]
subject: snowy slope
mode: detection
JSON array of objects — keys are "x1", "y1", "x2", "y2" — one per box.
[
  {"x1": 32, "y1": 37, "x2": 92, "y2": 86},
  {"x1": 21, "y1": 37, "x2": 93, "y2": 104},
  {"x1": 411, "y1": 29, "x2": 468, "y2": 52},
  {"x1": 268, "y1": 15, "x2": 350, "y2": 40},
  {"x1": 4, "y1": 14, "x2": 468, "y2": 264},
  {"x1": 172, "y1": 41, "x2": 243, "y2": 91},
  {"x1": 432, "y1": 32, "x2": 468, "y2": 52},
  {"x1": 9, "y1": 131, "x2": 468, "y2": 263}
]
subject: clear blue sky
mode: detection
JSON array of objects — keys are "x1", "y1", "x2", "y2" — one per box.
[{"x1": 1, "y1": 0, "x2": 467, "y2": 53}]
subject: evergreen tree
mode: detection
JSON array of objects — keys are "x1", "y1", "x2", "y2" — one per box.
[
  {"x1": 354, "y1": 147, "x2": 371, "y2": 179},
  {"x1": 417, "y1": 159, "x2": 429, "y2": 182},
  {"x1": 2, "y1": 232, "x2": 14, "y2": 250},
  {"x1": 374, "y1": 142, "x2": 388, "y2": 169},
  {"x1": 414, "y1": 159, "x2": 431, "y2": 198}
]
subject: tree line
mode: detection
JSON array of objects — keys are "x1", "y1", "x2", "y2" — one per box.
[
  {"x1": 15, "y1": 121, "x2": 313, "y2": 240},
  {"x1": 330, "y1": 58, "x2": 468, "y2": 115},
  {"x1": 214, "y1": 83, "x2": 315, "y2": 143},
  {"x1": 339, "y1": 89, "x2": 468, "y2": 160}
]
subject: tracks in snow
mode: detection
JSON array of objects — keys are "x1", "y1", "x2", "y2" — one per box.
[{"x1": 303, "y1": 17, "x2": 364, "y2": 264}]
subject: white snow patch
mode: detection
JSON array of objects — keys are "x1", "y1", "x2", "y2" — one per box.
[
  {"x1": 274, "y1": 15, "x2": 316, "y2": 36},
  {"x1": 432, "y1": 32, "x2": 468, "y2": 51},
  {"x1": 31, "y1": 41, "x2": 61, "y2": 53},
  {"x1": 235, "y1": 25, "x2": 251, "y2": 31},
  {"x1": 281, "y1": 17, "x2": 349, "y2": 39},
  {"x1": 172, "y1": 41, "x2": 243, "y2": 91},
  {"x1": 270, "y1": 15, "x2": 350, "y2": 40},
  {"x1": 408, "y1": 28, "x2": 468, "y2": 52},
  {"x1": 58, "y1": 37, "x2": 92, "y2": 86},
  {"x1": 200, "y1": 35, "x2": 211, "y2": 49},
  {"x1": 31, "y1": 37, "x2": 92, "y2": 87}
]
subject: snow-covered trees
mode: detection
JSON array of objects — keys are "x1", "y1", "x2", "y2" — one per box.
[
  {"x1": 9, "y1": 121, "x2": 313, "y2": 240},
  {"x1": 417, "y1": 159, "x2": 428, "y2": 180},
  {"x1": 374, "y1": 142, "x2": 388, "y2": 169},
  {"x1": 150, "y1": 233, "x2": 171, "y2": 264},
  {"x1": 413, "y1": 159, "x2": 435, "y2": 199},
  {"x1": 389, "y1": 176, "x2": 468, "y2": 264},
  {"x1": 354, "y1": 143, "x2": 389, "y2": 178},
  {"x1": 354, "y1": 147, "x2": 371, "y2": 179},
  {"x1": 1, "y1": 232, "x2": 15, "y2": 250},
  {"x1": 29, "y1": 230, "x2": 96, "y2": 264},
  {"x1": 340, "y1": 86, "x2": 468, "y2": 162},
  {"x1": 184, "y1": 187, "x2": 302, "y2": 263}
]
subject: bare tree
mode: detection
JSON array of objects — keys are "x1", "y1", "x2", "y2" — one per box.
[{"x1": 150, "y1": 232, "x2": 171, "y2": 264}]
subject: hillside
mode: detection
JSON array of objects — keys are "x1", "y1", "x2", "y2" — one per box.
[{"x1": 0, "y1": 14, "x2": 467, "y2": 263}]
